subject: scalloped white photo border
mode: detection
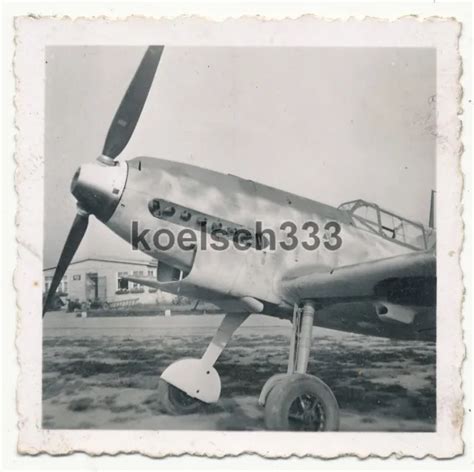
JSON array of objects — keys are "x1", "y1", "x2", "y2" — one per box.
[{"x1": 13, "y1": 15, "x2": 464, "y2": 458}]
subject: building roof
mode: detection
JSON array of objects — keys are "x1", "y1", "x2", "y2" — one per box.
[{"x1": 43, "y1": 256, "x2": 157, "y2": 272}]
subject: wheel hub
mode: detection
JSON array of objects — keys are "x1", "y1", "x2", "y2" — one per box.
[{"x1": 289, "y1": 394, "x2": 326, "y2": 431}]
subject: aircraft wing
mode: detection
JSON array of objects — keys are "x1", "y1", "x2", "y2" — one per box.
[
  {"x1": 280, "y1": 250, "x2": 436, "y2": 306},
  {"x1": 121, "y1": 276, "x2": 264, "y2": 314},
  {"x1": 122, "y1": 276, "x2": 160, "y2": 289},
  {"x1": 280, "y1": 250, "x2": 436, "y2": 340}
]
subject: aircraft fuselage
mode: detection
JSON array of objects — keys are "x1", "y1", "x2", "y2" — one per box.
[{"x1": 99, "y1": 157, "x2": 437, "y2": 341}]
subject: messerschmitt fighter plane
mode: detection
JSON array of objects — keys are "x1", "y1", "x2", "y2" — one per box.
[{"x1": 44, "y1": 46, "x2": 436, "y2": 431}]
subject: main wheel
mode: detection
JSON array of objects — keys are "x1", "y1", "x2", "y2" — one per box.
[
  {"x1": 157, "y1": 379, "x2": 204, "y2": 415},
  {"x1": 264, "y1": 374, "x2": 340, "y2": 431}
]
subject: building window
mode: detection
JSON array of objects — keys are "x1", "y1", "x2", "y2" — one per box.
[
  {"x1": 132, "y1": 270, "x2": 144, "y2": 288},
  {"x1": 148, "y1": 269, "x2": 156, "y2": 278},
  {"x1": 117, "y1": 271, "x2": 129, "y2": 290},
  {"x1": 60, "y1": 275, "x2": 67, "y2": 294},
  {"x1": 73, "y1": 274, "x2": 81, "y2": 281}
]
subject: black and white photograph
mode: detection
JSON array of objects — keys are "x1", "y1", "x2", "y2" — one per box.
[
  {"x1": 12, "y1": 14, "x2": 465, "y2": 458},
  {"x1": 42, "y1": 45, "x2": 437, "y2": 432}
]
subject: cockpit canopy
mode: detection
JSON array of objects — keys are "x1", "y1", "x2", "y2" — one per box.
[{"x1": 338, "y1": 200, "x2": 431, "y2": 251}]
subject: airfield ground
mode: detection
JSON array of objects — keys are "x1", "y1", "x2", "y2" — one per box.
[{"x1": 43, "y1": 312, "x2": 436, "y2": 431}]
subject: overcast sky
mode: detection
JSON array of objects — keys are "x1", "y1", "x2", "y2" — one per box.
[{"x1": 44, "y1": 46, "x2": 435, "y2": 268}]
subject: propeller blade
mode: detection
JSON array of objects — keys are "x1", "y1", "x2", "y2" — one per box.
[
  {"x1": 102, "y1": 46, "x2": 164, "y2": 159},
  {"x1": 43, "y1": 212, "x2": 89, "y2": 316}
]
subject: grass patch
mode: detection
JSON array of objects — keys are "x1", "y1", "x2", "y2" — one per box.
[{"x1": 68, "y1": 397, "x2": 95, "y2": 412}]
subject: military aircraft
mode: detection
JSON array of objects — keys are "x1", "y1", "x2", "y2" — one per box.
[{"x1": 43, "y1": 46, "x2": 436, "y2": 431}]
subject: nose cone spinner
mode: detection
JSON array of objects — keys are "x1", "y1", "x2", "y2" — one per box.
[{"x1": 71, "y1": 162, "x2": 128, "y2": 222}]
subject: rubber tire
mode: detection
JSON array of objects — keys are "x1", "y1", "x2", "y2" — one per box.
[
  {"x1": 157, "y1": 379, "x2": 204, "y2": 415},
  {"x1": 264, "y1": 374, "x2": 340, "y2": 431}
]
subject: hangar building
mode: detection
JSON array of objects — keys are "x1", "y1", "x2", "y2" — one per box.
[{"x1": 43, "y1": 257, "x2": 174, "y2": 305}]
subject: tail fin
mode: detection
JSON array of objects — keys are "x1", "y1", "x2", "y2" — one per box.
[{"x1": 429, "y1": 190, "x2": 436, "y2": 229}]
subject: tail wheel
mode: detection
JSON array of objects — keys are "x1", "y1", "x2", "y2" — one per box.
[
  {"x1": 157, "y1": 379, "x2": 204, "y2": 415},
  {"x1": 264, "y1": 374, "x2": 340, "y2": 431}
]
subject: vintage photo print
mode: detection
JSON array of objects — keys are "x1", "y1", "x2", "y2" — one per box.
[{"x1": 15, "y1": 16, "x2": 464, "y2": 458}]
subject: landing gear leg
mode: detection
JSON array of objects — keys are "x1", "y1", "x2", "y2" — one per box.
[
  {"x1": 261, "y1": 302, "x2": 340, "y2": 431},
  {"x1": 159, "y1": 313, "x2": 249, "y2": 415}
]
